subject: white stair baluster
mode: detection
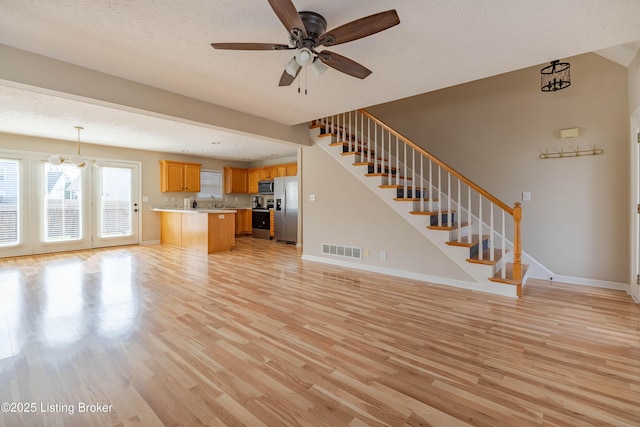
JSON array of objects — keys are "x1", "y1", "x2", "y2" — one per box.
[
  {"x1": 502, "y1": 211, "x2": 506, "y2": 279},
  {"x1": 457, "y1": 179, "x2": 461, "y2": 242},
  {"x1": 467, "y1": 187, "x2": 472, "y2": 244},
  {"x1": 420, "y1": 155, "x2": 424, "y2": 212},
  {"x1": 478, "y1": 194, "x2": 483, "y2": 261},
  {"x1": 388, "y1": 132, "x2": 392, "y2": 184},
  {"x1": 447, "y1": 172, "x2": 451, "y2": 227},
  {"x1": 437, "y1": 165, "x2": 442, "y2": 226},
  {"x1": 367, "y1": 117, "x2": 371, "y2": 164},
  {"x1": 490, "y1": 203, "x2": 495, "y2": 262},
  {"x1": 403, "y1": 142, "x2": 408, "y2": 199},
  {"x1": 429, "y1": 159, "x2": 433, "y2": 213},
  {"x1": 412, "y1": 147, "x2": 416, "y2": 199}
]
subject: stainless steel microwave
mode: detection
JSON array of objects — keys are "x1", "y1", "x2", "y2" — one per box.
[{"x1": 258, "y1": 180, "x2": 274, "y2": 194}]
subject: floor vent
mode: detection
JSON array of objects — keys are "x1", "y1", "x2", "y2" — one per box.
[{"x1": 322, "y1": 244, "x2": 362, "y2": 259}]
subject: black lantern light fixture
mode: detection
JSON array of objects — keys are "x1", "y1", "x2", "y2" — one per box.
[{"x1": 541, "y1": 60, "x2": 571, "y2": 92}]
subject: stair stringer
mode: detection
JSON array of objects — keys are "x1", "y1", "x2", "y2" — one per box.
[{"x1": 311, "y1": 128, "x2": 519, "y2": 298}]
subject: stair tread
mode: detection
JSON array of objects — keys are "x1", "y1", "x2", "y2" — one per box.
[
  {"x1": 365, "y1": 173, "x2": 412, "y2": 180},
  {"x1": 446, "y1": 234, "x2": 489, "y2": 247},
  {"x1": 466, "y1": 248, "x2": 504, "y2": 265},
  {"x1": 410, "y1": 209, "x2": 451, "y2": 215},
  {"x1": 380, "y1": 185, "x2": 425, "y2": 190},
  {"x1": 490, "y1": 263, "x2": 529, "y2": 284},
  {"x1": 393, "y1": 198, "x2": 437, "y2": 202},
  {"x1": 428, "y1": 222, "x2": 469, "y2": 231}
]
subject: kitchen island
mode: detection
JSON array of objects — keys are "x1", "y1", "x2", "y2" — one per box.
[{"x1": 151, "y1": 208, "x2": 237, "y2": 253}]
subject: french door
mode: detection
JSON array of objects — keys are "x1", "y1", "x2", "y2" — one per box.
[
  {"x1": 92, "y1": 161, "x2": 140, "y2": 248},
  {"x1": 0, "y1": 152, "x2": 140, "y2": 257}
]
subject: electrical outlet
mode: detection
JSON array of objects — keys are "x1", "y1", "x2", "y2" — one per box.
[
  {"x1": 522, "y1": 192, "x2": 531, "y2": 202},
  {"x1": 364, "y1": 249, "x2": 369, "y2": 257},
  {"x1": 142, "y1": 196, "x2": 149, "y2": 202},
  {"x1": 164, "y1": 196, "x2": 169, "y2": 202},
  {"x1": 309, "y1": 194, "x2": 316, "y2": 202},
  {"x1": 380, "y1": 251, "x2": 387, "y2": 261}
]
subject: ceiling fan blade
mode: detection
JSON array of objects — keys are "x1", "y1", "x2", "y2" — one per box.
[
  {"x1": 267, "y1": 0, "x2": 307, "y2": 38},
  {"x1": 211, "y1": 42, "x2": 291, "y2": 50},
  {"x1": 318, "y1": 10, "x2": 400, "y2": 46},
  {"x1": 278, "y1": 67, "x2": 301, "y2": 86},
  {"x1": 318, "y1": 51, "x2": 372, "y2": 79}
]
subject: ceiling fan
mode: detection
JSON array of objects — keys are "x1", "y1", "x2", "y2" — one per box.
[{"x1": 211, "y1": 0, "x2": 400, "y2": 86}]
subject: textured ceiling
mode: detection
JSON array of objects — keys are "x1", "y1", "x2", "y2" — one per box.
[{"x1": 1, "y1": 0, "x2": 640, "y2": 160}]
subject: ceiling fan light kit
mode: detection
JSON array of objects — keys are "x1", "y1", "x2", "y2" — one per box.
[{"x1": 211, "y1": 0, "x2": 400, "y2": 88}]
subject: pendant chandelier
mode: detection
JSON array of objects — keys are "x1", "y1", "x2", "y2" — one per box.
[
  {"x1": 541, "y1": 60, "x2": 571, "y2": 92},
  {"x1": 49, "y1": 126, "x2": 105, "y2": 168}
]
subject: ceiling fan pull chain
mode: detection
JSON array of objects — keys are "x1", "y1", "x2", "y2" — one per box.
[{"x1": 305, "y1": 66, "x2": 308, "y2": 95}]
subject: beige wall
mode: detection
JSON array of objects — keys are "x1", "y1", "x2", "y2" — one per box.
[
  {"x1": 301, "y1": 142, "x2": 474, "y2": 282},
  {"x1": 0, "y1": 132, "x2": 249, "y2": 243},
  {"x1": 366, "y1": 53, "x2": 629, "y2": 283},
  {"x1": 630, "y1": 50, "x2": 640, "y2": 114}
]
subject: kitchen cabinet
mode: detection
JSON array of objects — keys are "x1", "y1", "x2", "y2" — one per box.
[
  {"x1": 235, "y1": 209, "x2": 252, "y2": 236},
  {"x1": 260, "y1": 167, "x2": 277, "y2": 180},
  {"x1": 248, "y1": 168, "x2": 261, "y2": 194},
  {"x1": 158, "y1": 210, "x2": 235, "y2": 253},
  {"x1": 275, "y1": 165, "x2": 288, "y2": 177},
  {"x1": 223, "y1": 167, "x2": 248, "y2": 194},
  {"x1": 285, "y1": 163, "x2": 297, "y2": 176},
  {"x1": 160, "y1": 160, "x2": 201, "y2": 192}
]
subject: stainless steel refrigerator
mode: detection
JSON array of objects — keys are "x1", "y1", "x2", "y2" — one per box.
[{"x1": 274, "y1": 176, "x2": 298, "y2": 243}]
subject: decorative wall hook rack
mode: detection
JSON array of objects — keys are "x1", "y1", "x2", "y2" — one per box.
[{"x1": 539, "y1": 145, "x2": 603, "y2": 160}]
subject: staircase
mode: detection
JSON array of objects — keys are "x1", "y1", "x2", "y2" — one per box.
[{"x1": 310, "y1": 109, "x2": 528, "y2": 298}]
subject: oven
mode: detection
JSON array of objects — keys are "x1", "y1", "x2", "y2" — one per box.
[{"x1": 252, "y1": 209, "x2": 271, "y2": 239}]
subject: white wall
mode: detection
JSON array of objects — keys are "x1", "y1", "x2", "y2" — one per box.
[{"x1": 367, "y1": 53, "x2": 629, "y2": 284}]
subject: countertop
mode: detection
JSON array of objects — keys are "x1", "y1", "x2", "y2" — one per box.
[{"x1": 151, "y1": 207, "x2": 238, "y2": 214}]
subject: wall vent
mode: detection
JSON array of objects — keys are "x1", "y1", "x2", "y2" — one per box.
[{"x1": 322, "y1": 243, "x2": 362, "y2": 259}]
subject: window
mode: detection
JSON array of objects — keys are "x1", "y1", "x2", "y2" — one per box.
[
  {"x1": 0, "y1": 159, "x2": 19, "y2": 246},
  {"x1": 44, "y1": 163, "x2": 82, "y2": 242},
  {"x1": 100, "y1": 167, "x2": 132, "y2": 237},
  {"x1": 197, "y1": 170, "x2": 223, "y2": 199}
]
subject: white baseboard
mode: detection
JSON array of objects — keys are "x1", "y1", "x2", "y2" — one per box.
[
  {"x1": 141, "y1": 240, "x2": 160, "y2": 246},
  {"x1": 544, "y1": 274, "x2": 628, "y2": 291},
  {"x1": 301, "y1": 254, "x2": 488, "y2": 293}
]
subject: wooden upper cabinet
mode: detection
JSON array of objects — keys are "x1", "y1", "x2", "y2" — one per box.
[
  {"x1": 260, "y1": 167, "x2": 273, "y2": 180},
  {"x1": 275, "y1": 165, "x2": 287, "y2": 177},
  {"x1": 231, "y1": 162, "x2": 298, "y2": 194},
  {"x1": 285, "y1": 163, "x2": 297, "y2": 176},
  {"x1": 223, "y1": 167, "x2": 248, "y2": 194},
  {"x1": 160, "y1": 160, "x2": 201, "y2": 192},
  {"x1": 248, "y1": 168, "x2": 261, "y2": 194},
  {"x1": 183, "y1": 163, "x2": 201, "y2": 192}
]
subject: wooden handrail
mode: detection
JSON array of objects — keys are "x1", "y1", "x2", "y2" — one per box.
[{"x1": 358, "y1": 109, "x2": 514, "y2": 216}]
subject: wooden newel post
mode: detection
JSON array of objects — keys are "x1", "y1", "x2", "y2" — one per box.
[{"x1": 513, "y1": 202, "x2": 523, "y2": 296}]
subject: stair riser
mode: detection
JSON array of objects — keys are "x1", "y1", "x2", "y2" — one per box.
[
  {"x1": 429, "y1": 213, "x2": 455, "y2": 226},
  {"x1": 469, "y1": 239, "x2": 490, "y2": 259}
]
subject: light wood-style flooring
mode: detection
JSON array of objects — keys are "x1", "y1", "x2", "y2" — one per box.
[{"x1": 0, "y1": 238, "x2": 639, "y2": 426}]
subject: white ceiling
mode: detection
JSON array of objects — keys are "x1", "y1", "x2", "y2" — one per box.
[{"x1": 1, "y1": 0, "x2": 640, "y2": 161}]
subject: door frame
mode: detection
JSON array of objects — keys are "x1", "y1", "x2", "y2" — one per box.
[{"x1": 630, "y1": 109, "x2": 640, "y2": 303}]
